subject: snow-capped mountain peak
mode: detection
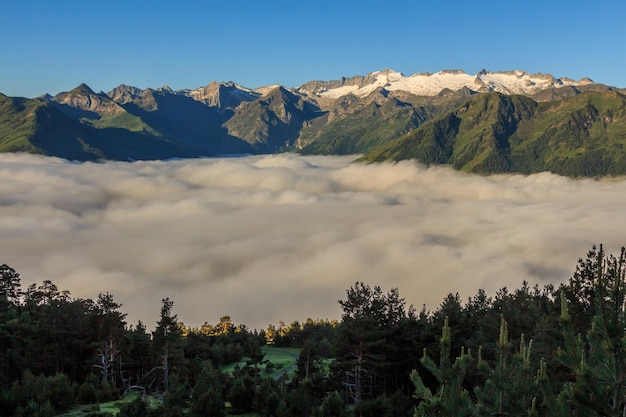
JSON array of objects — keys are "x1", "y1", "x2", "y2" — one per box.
[{"x1": 300, "y1": 69, "x2": 596, "y2": 99}]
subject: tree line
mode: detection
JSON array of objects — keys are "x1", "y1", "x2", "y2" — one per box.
[{"x1": 1, "y1": 244, "x2": 625, "y2": 416}]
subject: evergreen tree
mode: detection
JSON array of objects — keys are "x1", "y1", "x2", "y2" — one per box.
[
  {"x1": 411, "y1": 317, "x2": 476, "y2": 417},
  {"x1": 0, "y1": 264, "x2": 21, "y2": 389},
  {"x1": 92, "y1": 292, "x2": 127, "y2": 391},
  {"x1": 227, "y1": 375, "x2": 254, "y2": 414},
  {"x1": 245, "y1": 337, "x2": 267, "y2": 391},
  {"x1": 117, "y1": 396, "x2": 149, "y2": 417},
  {"x1": 0, "y1": 264, "x2": 20, "y2": 307},
  {"x1": 474, "y1": 316, "x2": 539, "y2": 416},
  {"x1": 315, "y1": 391, "x2": 347, "y2": 417},
  {"x1": 126, "y1": 320, "x2": 152, "y2": 390},
  {"x1": 189, "y1": 361, "x2": 225, "y2": 417},
  {"x1": 558, "y1": 246, "x2": 626, "y2": 416},
  {"x1": 335, "y1": 282, "x2": 416, "y2": 404},
  {"x1": 151, "y1": 298, "x2": 184, "y2": 393},
  {"x1": 189, "y1": 386, "x2": 224, "y2": 417}
]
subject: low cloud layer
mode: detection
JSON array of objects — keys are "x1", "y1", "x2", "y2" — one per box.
[{"x1": 1, "y1": 153, "x2": 625, "y2": 330}]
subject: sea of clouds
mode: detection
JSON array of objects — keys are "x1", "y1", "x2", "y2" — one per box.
[{"x1": 1, "y1": 152, "x2": 625, "y2": 330}]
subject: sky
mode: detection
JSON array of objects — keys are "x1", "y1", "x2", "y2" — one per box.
[
  {"x1": 1, "y1": 153, "x2": 625, "y2": 330},
  {"x1": 1, "y1": 0, "x2": 625, "y2": 98}
]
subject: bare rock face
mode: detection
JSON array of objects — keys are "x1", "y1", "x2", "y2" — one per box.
[
  {"x1": 52, "y1": 84, "x2": 123, "y2": 114},
  {"x1": 188, "y1": 82, "x2": 259, "y2": 109},
  {"x1": 107, "y1": 84, "x2": 144, "y2": 104},
  {"x1": 297, "y1": 74, "x2": 366, "y2": 95}
]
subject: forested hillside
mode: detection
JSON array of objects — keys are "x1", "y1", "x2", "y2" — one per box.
[
  {"x1": 359, "y1": 91, "x2": 626, "y2": 177},
  {"x1": 1, "y1": 245, "x2": 625, "y2": 416}
]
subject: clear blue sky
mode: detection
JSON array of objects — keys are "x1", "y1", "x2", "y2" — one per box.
[{"x1": 1, "y1": 0, "x2": 625, "y2": 98}]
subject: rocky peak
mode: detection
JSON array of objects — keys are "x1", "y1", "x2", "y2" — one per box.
[
  {"x1": 189, "y1": 81, "x2": 259, "y2": 109},
  {"x1": 158, "y1": 85, "x2": 174, "y2": 94},
  {"x1": 52, "y1": 84, "x2": 123, "y2": 114},
  {"x1": 107, "y1": 84, "x2": 145, "y2": 104}
]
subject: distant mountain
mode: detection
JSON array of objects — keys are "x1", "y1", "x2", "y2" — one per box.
[
  {"x1": 186, "y1": 81, "x2": 259, "y2": 109},
  {"x1": 297, "y1": 86, "x2": 474, "y2": 155},
  {"x1": 103, "y1": 84, "x2": 253, "y2": 155},
  {"x1": 297, "y1": 69, "x2": 609, "y2": 99},
  {"x1": 358, "y1": 90, "x2": 626, "y2": 177},
  {"x1": 224, "y1": 86, "x2": 321, "y2": 152},
  {"x1": 0, "y1": 92, "x2": 200, "y2": 160},
  {"x1": 1, "y1": 68, "x2": 625, "y2": 177}
]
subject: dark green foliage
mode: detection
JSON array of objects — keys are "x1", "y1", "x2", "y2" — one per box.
[
  {"x1": 189, "y1": 386, "x2": 224, "y2": 417},
  {"x1": 152, "y1": 298, "x2": 185, "y2": 393},
  {"x1": 411, "y1": 317, "x2": 475, "y2": 417},
  {"x1": 0, "y1": 266, "x2": 276, "y2": 417},
  {"x1": 245, "y1": 337, "x2": 267, "y2": 389},
  {"x1": 188, "y1": 361, "x2": 226, "y2": 417},
  {"x1": 117, "y1": 396, "x2": 149, "y2": 417},
  {"x1": 474, "y1": 318, "x2": 538, "y2": 416},
  {"x1": 14, "y1": 399, "x2": 55, "y2": 417},
  {"x1": 2, "y1": 371, "x2": 76, "y2": 416},
  {"x1": 0, "y1": 264, "x2": 21, "y2": 306},
  {"x1": 255, "y1": 378, "x2": 282, "y2": 417},
  {"x1": 76, "y1": 374, "x2": 101, "y2": 404},
  {"x1": 285, "y1": 377, "x2": 316, "y2": 417},
  {"x1": 334, "y1": 283, "x2": 419, "y2": 405},
  {"x1": 227, "y1": 376, "x2": 254, "y2": 414},
  {"x1": 4, "y1": 244, "x2": 626, "y2": 416},
  {"x1": 350, "y1": 391, "x2": 413, "y2": 417},
  {"x1": 315, "y1": 391, "x2": 347, "y2": 417},
  {"x1": 557, "y1": 246, "x2": 626, "y2": 416}
]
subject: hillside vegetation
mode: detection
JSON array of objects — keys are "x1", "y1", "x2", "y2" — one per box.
[{"x1": 360, "y1": 91, "x2": 626, "y2": 176}]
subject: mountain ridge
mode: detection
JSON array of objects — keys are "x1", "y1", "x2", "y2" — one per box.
[
  {"x1": 358, "y1": 90, "x2": 626, "y2": 176},
  {"x1": 2, "y1": 68, "x2": 626, "y2": 177},
  {"x1": 295, "y1": 69, "x2": 608, "y2": 100}
]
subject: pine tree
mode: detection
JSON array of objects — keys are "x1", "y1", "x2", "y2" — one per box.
[
  {"x1": 558, "y1": 246, "x2": 626, "y2": 416},
  {"x1": 411, "y1": 316, "x2": 476, "y2": 417},
  {"x1": 0, "y1": 264, "x2": 20, "y2": 389},
  {"x1": 474, "y1": 315, "x2": 539, "y2": 416},
  {"x1": 151, "y1": 298, "x2": 184, "y2": 393}
]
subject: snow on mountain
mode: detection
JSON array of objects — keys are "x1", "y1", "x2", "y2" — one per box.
[
  {"x1": 254, "y1": 84, "x2": 282, "y2": 96},
  {"x1": 189, "y1": 81, "x2": 257, "y2": 101},
  {"x1": 304, "y1": 69, "x2": 596, "y2": 98}
]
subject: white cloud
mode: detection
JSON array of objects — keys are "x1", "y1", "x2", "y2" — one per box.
[{"x1": 0, "y1": 152, "x2": 624, "y2": 330}]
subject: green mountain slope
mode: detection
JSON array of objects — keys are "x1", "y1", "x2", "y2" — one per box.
[
  {"x1": 0, "y1": 92, "x2": 207, "y2": 161},
  {"x1": 0, "y1": 93, "x2": 110, "y2": 159},
  {"x1": 510, "y1": 91, "x2": 626, "y2": 176},
  {"x1": 0, "y1": 94, "x2": 45, "y2": 153},
  {"x1": 298, "y1": 88, "x2": 472, "y2": 155},
  {"x1": 359, "y1": 91, "x2": 626, "y2": 177}
]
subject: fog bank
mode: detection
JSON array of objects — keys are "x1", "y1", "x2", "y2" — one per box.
[{"x1": 1, "y1": 153, "x2": 624, "y2": 330}]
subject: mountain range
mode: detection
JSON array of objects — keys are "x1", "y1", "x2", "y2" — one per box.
[{"x1": 1, "y1": 69, "x2": 625, "y2": 176}]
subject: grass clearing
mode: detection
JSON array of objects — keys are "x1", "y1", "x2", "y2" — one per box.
[{"x1": 220, "y1": 346, "x2": 300, "y2": 380}]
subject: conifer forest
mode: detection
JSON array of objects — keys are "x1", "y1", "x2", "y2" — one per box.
[{"x1": 1, "y1": 244, "x2": 626, "y2": 416}]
